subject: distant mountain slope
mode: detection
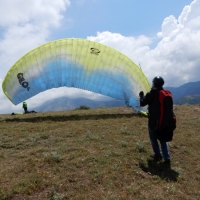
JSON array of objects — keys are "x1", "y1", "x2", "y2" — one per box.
[
  {"x1": 175, "y1": 95, "x2": 200, "y2": 105},
  {"x1": 166, "y1": 81, "x2": 200, "y2": 101},
  {"x1": 34, "y1": 96, "x2": 125, "y2": 112},
  {"x1": 33, "y1": 80, "x2": 200, "y2": 112}
]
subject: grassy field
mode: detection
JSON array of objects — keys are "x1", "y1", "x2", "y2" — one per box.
[{"x1": 0, "y1": 105, "x2": 200, "y2": 200}]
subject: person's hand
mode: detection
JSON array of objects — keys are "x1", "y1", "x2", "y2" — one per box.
[{"x1": 139, "y1": 91, "x2": 144, "y2": 98}]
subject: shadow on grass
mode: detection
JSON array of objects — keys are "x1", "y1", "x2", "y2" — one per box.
[
  {"x1": 139, "y1": 159, "x2": 179, "y2": 182},
  {"x1": 6, "y1": 113, "x2": 144, "y2": 123}
]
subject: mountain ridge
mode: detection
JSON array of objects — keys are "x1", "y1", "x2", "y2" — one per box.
[
  {"x1": 33, "y1": 80, "x2": 200, "y2": 112},
  {"x1": 166, "y1": 80, "x2": 200, "y2": 101},
  {"x1": 34, "y1": 96, "x2": 125, "y2": 112}
]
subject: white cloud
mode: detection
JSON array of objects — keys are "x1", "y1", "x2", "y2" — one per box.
[
  {"x1": 0, "y1": 0, "x2": 70, "y2": 27},
  {"x1": 180, "y1": 0, "x2": 200, "y2": 29},
  {"x1": 0, "y1": 0, "x2": 71, "y2": 78},
  {"x1": 157, "y1": 15, "x2": 178, "y2": 38}
]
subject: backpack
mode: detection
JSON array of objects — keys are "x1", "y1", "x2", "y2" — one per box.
[{"x1": 155, "y1": 89, "x2": 176, "y2": 142}]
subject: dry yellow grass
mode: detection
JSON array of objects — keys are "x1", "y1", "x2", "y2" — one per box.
[{"x1": 0, "y1": 105, "x2": 200, "y2": 200}]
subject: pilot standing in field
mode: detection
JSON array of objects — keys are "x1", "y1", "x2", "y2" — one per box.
[
  {"x1": 22, "y1": 102, "x2": 28, "y2": 113},
  {"x1": 139, "y1": 76, "x2": 171, "y2": 166}
]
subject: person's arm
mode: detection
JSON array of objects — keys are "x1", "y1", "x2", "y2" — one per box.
[{"x1": 139, "y1": 91, "x2": 153, "y2": 107}]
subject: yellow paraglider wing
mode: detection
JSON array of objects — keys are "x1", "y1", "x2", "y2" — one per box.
[{"x1": 2, "y1": 38, "x2": 150, "y2": 111}]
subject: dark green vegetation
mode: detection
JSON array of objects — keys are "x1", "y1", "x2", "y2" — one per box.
[{"x1": 0, "y1": 105, "x2": 200, "y2": 200}]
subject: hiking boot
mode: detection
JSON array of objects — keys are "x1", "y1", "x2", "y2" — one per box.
[
  {"x1": 163, "y1": 159, "x2": 171, "y2": 167},
  {"x1": 150, "y1": 154, "x2": 163, "y2": 161}
]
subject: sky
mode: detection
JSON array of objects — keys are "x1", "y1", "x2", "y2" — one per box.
[{"x1": 0, "y1": 0, "x2": 199, "y2": 114}]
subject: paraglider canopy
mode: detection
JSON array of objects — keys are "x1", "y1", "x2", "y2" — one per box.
[{"x1": 2, "y1": 38, "x2": 150, "y2": 111}]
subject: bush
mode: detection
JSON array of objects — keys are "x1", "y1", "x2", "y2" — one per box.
[{"x1": 76, "y1": 105, "x2": 90, "y2": 110}]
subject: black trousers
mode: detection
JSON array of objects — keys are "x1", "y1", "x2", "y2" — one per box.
[{"x1": 24, "y1": 107, "x2": 28, "y2": 113}]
